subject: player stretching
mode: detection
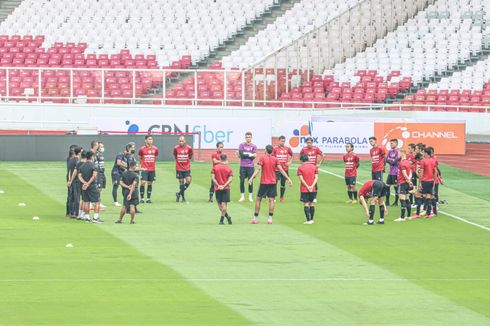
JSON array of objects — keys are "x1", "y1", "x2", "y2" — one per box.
[
  {"x1": 394, "y1": 150, "x2": 412, "y2": 222},
  {"x1": 272, "y1": 135, "x2": 293, "y2": 202},
  {"x1": 297, "y1": 154, "x2": 318, "y2": 224},
  {"x1": 369, "y1": 136, "x2": 386, "y2": 181},
  {"x1": 211, "y1": 154, "x2": 233, "y2": 224},
  {"x1": 116, "y1": 161, "x2": 139, "y2": 224},
  {"x1": 173, "y1": 136, "x2": 193, "y2": 203},
  {"x1": 139, "y1": 135, "x2": 159, "y2": 204},
  {"x1": 385, "y1": 139, "x2": 400, "y2": 206},
  {"x1": 417, "y1": 147, "x2": 438, "y2": 218},
  {"x1": 343, "y1": 143, "x2": 360, "y2": 204},
  {"x1": 237, "y1": 132, "x2": 257, "y2": 202},
  {"x1": 248, "y1": 145, "x2": 292, "y2": 224},
  {"x1": 299, "y1": 137, "x2": 324, "y2": 202},
  {"x1": 358, "y1": 180, "x2": 387, "y2": 225},
  {"x1": 209, "y1": 142, "x2": 224, "y2": 203}
]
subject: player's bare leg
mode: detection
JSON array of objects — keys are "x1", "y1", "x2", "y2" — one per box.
[
  {"x1": 250, "y1": 197, "x2": 262, "y2": 224},
  {"x1": 92, "y1": 202, "x2": 102, "y2": 223},
  {"x1": 116, "y1": 206, "x2": 126, "y2": 223},
  {"x1": 268, "y1": 197, "x2": 275, "y2": 224},
  {"x1": 129, "y1": 205, "x2": 136, "y2": 224}
]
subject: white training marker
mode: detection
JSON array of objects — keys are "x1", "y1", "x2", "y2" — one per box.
[
  {"x1": 32, "y1": 216, "x2": 40, "y2": 221},
  {"x1": 65, "y1": 243, "x2": 73, "y2": 248},
  {"x1": 18, "y1": 202, "x2": 26, "y2": 206}
]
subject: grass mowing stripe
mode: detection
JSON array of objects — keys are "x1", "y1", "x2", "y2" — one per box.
[
  {"x1": 3, "y1": 162, "x2": 490, "y2": 325},
  {"x1": 0, "y1": 169, "x2": 252, "y2": 326},
  {"x1": 316, "y1": 167, "x2": 490, "y2": 232}
]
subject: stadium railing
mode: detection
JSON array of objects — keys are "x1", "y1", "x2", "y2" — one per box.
[{"x1": 0, "y1": 66, "x2": 489, "y2": 113}]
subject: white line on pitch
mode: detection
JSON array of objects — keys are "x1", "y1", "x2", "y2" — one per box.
[
  {"x1": 0, "y1": 278, "x2": 488, "y2": 283},
  {"x1": 317, "y1": 168, "x2": 490, "y2": 232}
]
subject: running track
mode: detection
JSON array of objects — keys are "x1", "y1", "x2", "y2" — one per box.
[{"x1": 438, "y1": 143, "x2": 490, "y2": 177}]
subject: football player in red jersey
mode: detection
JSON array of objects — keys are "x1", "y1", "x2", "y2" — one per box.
[
  {"x1": 299, "y1": 137, "x2": 324, "y2": 202},
  {"x1": 394, "y1": 150, "x2": 413, "y2": 222},
  {"x1": 297, "y1": 154, "x2": 318, "y2": 224},
  {"x1": 407, "y1": 143, "x2": 417, "y2": 205},
  {"x1": 211, "y1": 153, "x2": 233, "y2": 225},
  {"x1": 208, "y1": 142, "x2": 224, "y2": 203},
  {"x1": 417, "y1": 147, "x2": 438, "y2": 218},
  {"x1": 173, "y1": 136, "x2": 194, "y2": 203},
  {"x1": 428, "y1": 146, "x2": 443, "y2": 215},
  {"x1": 248, "y1": 145, "x2": 292, "y2": 224},
  {"x1": 343, "y1": 143, "x2": 360, "y2": 204},
  {"x1": 138, "y1": 135, "x2": 159, "y2": 204},
  {"x1": 299, "y1": 137, "x2": 324, "y2": 166},
  {"x1": 272, "y1": 135, "x2": 293, "y2": 202},
  {"x1": 358, "y1": 180, "x2": 387, "y2": 225},
  {"x1": 369, "y1": 136, "x2": 386, "y2": 181}
]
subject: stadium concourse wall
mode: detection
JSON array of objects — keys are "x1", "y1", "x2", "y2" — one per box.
[
  {"x1": 0, "y1": 134, "x2": 192, "y2": 162},
  {"x1": 0, "y1": 103, "x2": 489, "y2": 157}
]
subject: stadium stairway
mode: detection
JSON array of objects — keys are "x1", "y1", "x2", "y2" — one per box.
[
  {"x1": 0, "y1": 0, "x2": 22, "y2": 23},
  {"x1": 386, "y1": 38, "x2": 490, "y2": 104},
  {"x1": 194, "y1": 0, "x2": 300, "y2": 69},
  {"x1": 146, "y1": 0, "x2": 301, "y2": 99}
]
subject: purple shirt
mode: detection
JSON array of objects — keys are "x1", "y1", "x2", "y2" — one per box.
[
  {"x1": 386, "y1": 148, "x2": 400, "y2": 176},
  {"x1": 239, "y1": 142, "x2": 257, "y2": 167}
]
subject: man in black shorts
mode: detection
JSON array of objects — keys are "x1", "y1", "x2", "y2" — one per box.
[
  {"x1": 211, "y1": 154, "x2": 233, "y2": 225},
  {"x1": 417, "y1": 147, "x2": 438, "y2": 218},
  {"x1": 248, "y1": 145, "x2": 292, "y2": 224},
  {"x1": 138, "y1": 135, "x2": 159, "y2": 204},
  {"x1": 297, "y1": 154, "x2": 319, "y2": 224},
  {"x1": 66, "y1": 146, "x2": 81, "y2": 218},
  {"x1": 78, "y1": 151, "x2": 103, "y2": 224},
  {"x1": 358, "y1": 180, "x2": 387, "y2": 225},
  {"x1": 116, "y1": 161, "x2": 139, "y2": 224},
  {"x1": 237, "y1": 132, "x2": 257, "y2": 202},
  {"x1": 111, "y1": 143, "x2": 135, "y2": 206},
  {"x1": 94, "y1": 142, "x2": 106, "y2": 197}
]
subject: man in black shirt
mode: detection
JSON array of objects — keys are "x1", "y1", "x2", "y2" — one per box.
[
  {"x1": 94, "y1": 142, "x2": 106, "y2": 208},
  {"x1": 111, "y1": 142, "x2": 135, "y2": 206},
  {"x1": 116, "y1": 161, "x2": 139, "y2": 224},
  {"x1": 66, "y1": 146, "x2": 81, "y2": 218},
  {"x1": 78, "y1": 151, "x2": 103, "y2": 224}
]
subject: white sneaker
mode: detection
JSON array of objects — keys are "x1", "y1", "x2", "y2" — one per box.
[
  {"x1": 393, "y1": 217, "x2": 406, "y2": 222},
  {"x1": 248, "y1": 195, "x2": 253, "y2": 202},
  {"x1": 309, "y1": 220, "x2": 314, "y2": 224},
  {"x1": 239, "y1": 195, "x2": 245, "y2": 202},
  {"x1": 303, "y1": 221, "x2": 310, "y2": 224},
  {"x1": 114, "y1": 202, "x2": 121, "y2": 207}
]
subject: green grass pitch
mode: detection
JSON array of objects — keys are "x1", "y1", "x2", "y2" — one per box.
[{"x1": 0, "y1": 160, "x2": 489, "y2": 325}]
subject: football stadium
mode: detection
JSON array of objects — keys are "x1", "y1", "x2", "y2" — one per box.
[{"x1": 0, "y1": 0, "x2": 489, "y2": 325}]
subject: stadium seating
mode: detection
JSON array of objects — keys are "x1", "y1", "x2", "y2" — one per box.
[
  {"x1": 0, "y1": 0, "x2": 275, "y2": 67},
  {"x1": 0, "y1": 35, "x2": 192, "y2": 103},
  {"x1": 222, "y1": 0, "x2": 362, "y2": 69},
  {"x1": 325, "y1": 0, "x2": 488, "y2": 87}
]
